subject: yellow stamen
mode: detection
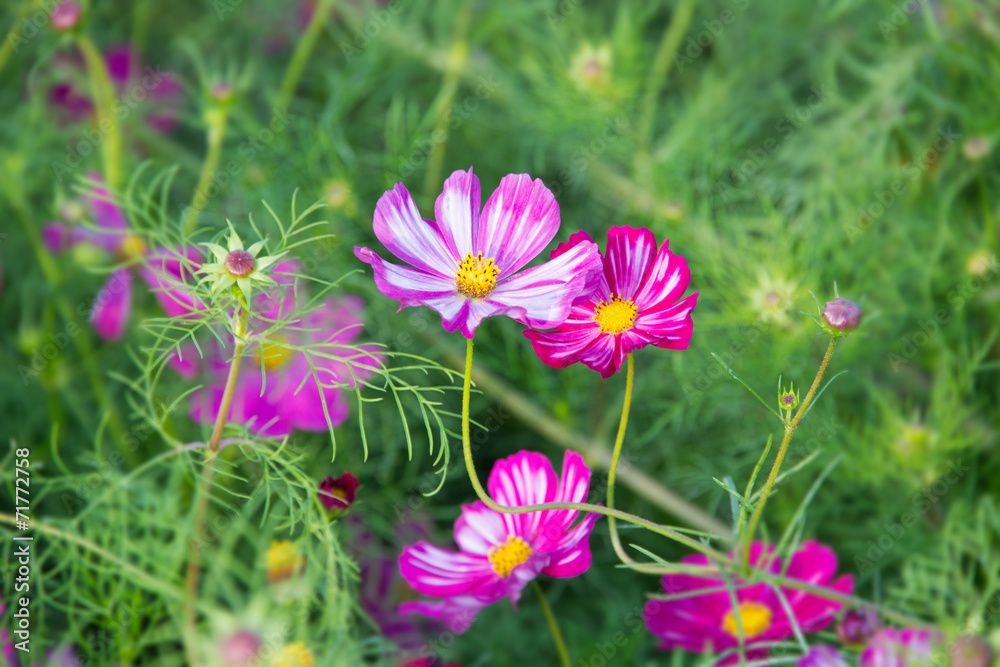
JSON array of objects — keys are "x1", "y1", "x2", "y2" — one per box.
[
  {"x1": 593, "y1": 295, "x2": 638, "y2": 333},
  {"x1": 273, "y1": 642, "x2": 314, "y2": 667},
  {"x1": 721, "y1": 601, "x2": 773, "y2": 639},
  {"x1": 266, "y1": 540, "x2": 304, "y2": 582},
  {"x1": 488, "y1": 536, "x2": 533, "y2": 577},
  {"x1": 255, "y1": 336, "x2": 293, "y2": 370},
  {"x1": 117, "y1": 234, "x2": 147, "y2": 261},
  {"x1": 455, "y1": 251, "x2": 500, "y2": 300}
]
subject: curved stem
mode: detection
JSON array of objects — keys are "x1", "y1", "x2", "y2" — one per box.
[
  {"x1": 532, "y1": 581, "x2": 571, "y2": 667},
  {"x1": 181, "y1": 105, "x2": 230, "y2": 236},
  {"x1": 607, "y1": 354, "x2": 636, "y2": 565},
  {"x1": 76, "y1": 34, "x2": 122, "y2": 190},
  {"x1": 460, "y1": 340, "x2": 722, "y2": 561},
  {"x1": 275, "y1": 0, "x2": 335, "y2": 112},
  {"x1": 743, "y1": 337, "x2": 838, "y2": 565},
  {"x1": 182, "y1": 307, "x2": 248, "y2": 666}
]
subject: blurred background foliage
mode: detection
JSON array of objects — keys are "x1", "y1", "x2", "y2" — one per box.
[{"x1": 1, "y1": 0, "x2": 999, "y2": 664}]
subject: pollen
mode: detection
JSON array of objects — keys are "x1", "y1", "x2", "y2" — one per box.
[
  {"x1": 488, "y1": 535, "x2": 533, "y2": 577},
  {"x1": 593, "y1": 295, "x2": 638, "y2": 334},
  {"x1": 721, "y1": 601, "x2": 773, "y2": 639},
  {"x1": 255, "y1": 336, "x2": 293, "y2": 370},
  {"x1": 455, "y1": 251, "x2": 500, "y2": 300}
]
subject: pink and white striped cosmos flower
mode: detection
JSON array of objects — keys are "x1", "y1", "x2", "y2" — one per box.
[
  {"x1": 355, "y1": 168, "x2": 602, "y2": 339},
  {"x1": 398, "y1": 450, "x2": 599, "y2": 632},
  {"x1": 525, "y1": 225, "x2": 698, "y2": 378}
]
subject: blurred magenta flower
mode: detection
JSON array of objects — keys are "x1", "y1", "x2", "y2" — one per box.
[
  {"x1": 48, "y1": 44, "x2": 184, "y2": 133},
  {"x1": 50, "y1": 2, "x2": 82, "y2": 32},
  {"x1": 219, "y1": 630, "x2": 262, "y2": 666},
  {"x1": 182, "y1": 270, "x2": 381, "y2": 437},
  {"x1": 860, "y1": 628, "x2": 943, "y2": 667},
  {"x1": 837, "y1": 608, "x2": 881, "y2": 645},
  {"x1": 403, "y1": 659, "x2": 461, "y2": 667},
  {"x1": 355, "y1": 168, "x2": 602, "y2": 338},
  {"x1": 398, "y1": 450, "x2": 598, "y2": 632},
  {"x1": 525, "y1": 226, "x2": 698, "y2": 378},
  {"x1": 644, "y1": 541, "x2": 854, "y2": 662},
  {"x1": 318, "y1": 472, "x2": 359, "y2": 515},
  {"x1": 798, "y1": 645, "x2": 847, "y2": 667},
  {"x1": 43, "y1": 173, "x2": 203, "y2": 340}
]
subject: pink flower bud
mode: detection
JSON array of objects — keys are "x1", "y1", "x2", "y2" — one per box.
[
  {"x1": 318, "y1": 472, "x2": 358, "y2": 515},
  {"x1": 51, "y1": 2, "x2": 82, "y2": 32},
  {"x1": 822, "y1": 297, "x2": 862, "y2": 332},
  {"x1": 224, "y1": 250, "x2": 255, "y2": 277},
  {"x1": 219, "y1": 630, "x2": 261, "y2": 666}
]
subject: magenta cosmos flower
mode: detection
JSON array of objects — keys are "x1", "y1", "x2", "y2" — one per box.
[
  {"x1": 177, "y1": 265, "x2": 381, "y2": 438},
  {"x1": 398, "y1": 450, "x2": 599, "y2": 632},
  {"x1": 644, "y1": 541, "x2": 854, "y2": 662},
  {"x1": 47, "y1": 44, "x2": 184, "y2": 133},
  {"x1": 43, "y1": 173, "x2": 203, "y2": 340},
  {"x1": 860, "y1": 628, "x2": 943, "y2": 667},
  {"x1": 355, "y1": 168, "x2": 602, "y2": 339},
  {"x1": 525, "y1": 226, "x2": 698, "y2": 378}
]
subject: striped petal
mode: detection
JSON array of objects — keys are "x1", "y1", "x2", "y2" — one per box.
[
  {"x1": 604, "y1": 225, "x2": 658, "y2": 300},
  {"x1": 478, "y1": 174, "x2": 560, "y2": 278},
  {"x1": 487, "y1": 450, "x2": 559, "y2": 543},
  {"x1": 373, "y1": 183, "x2": 459, "y2": 276},
  {"x1": 536, "y1": 450, "x2": 594, "y2": 547},
  {"x1": 540, "y1": 511, "x2": 598, "y2": 578},
  {"x1": 398, "y1": 542, "x2": 496, "y2": 598},
  {"x1": 399, "y1": 596, "x2": 490, "y2": 634},
  {"x1": 434, "y1": 167, "x2": 480, "y2": 259},
  {"x1": 454, "y1": 501, "x2": 507, "y2": 556},
  {"x1": 632, "y1": 241, "x2": 692, "y2": 312}
]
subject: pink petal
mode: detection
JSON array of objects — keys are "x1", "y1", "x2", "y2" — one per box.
[
  {"x1": 489, "y1": 236, "x2": 602, "y2": 329},
  {"x1": 571, "y1": 328, "x2": 625, "y2": 379},
  {"x1": 632, "y1": 239, "x2": 692, "y2": 311},
  {"x1": 535, "y1": 450, "x2": 594, "y2": 549},
  {"x1": 540, "y1": 512, "x2": 598, "y2": 578},
  {"x1": 139, "y1": 246, "x2": 205, "y2": 318},
  {"x1": 478, "y1": 174, "x2": 560, "y2": 278},
  {"x1": 487, "y1": 450, "x2": 559, "y2": 543},
  {"x1": 188, "y1": 366, "x2": 292, "y2": 437},
  {"x1": 524, "y1": 306, "x2": 603, "y2": 369},
  {"x1": 434, "y1": 167, "x2": 479, "y2": 259},
  {"x1": 398, "y1": 542, "x2": 496, "y2": 598},
  {"x1": 104, "y1": 44, "x2": 135, "y2": 87},
  {"x1": 399, "y1": 596, "x2": 490, "y2": 634},
  {"x1": 90, "y1": 269, "x2": 134, "y2": 340},
  {"x1": 551, "y1": 229, "x2": 604, "y2": 302},
  {"x1": 83, "y1": 172, "x2": 129, "y2": 232},
  {"x1": 603, "y1": 226, "x2": 658, "y2": 300},
  {"x1": 454, "y1": 501, "x2": 508, "y2": 556},
  {"x1": 354, "y1": 247, "x2": 457, "y2": 305},
  {"x1": 168, "y1": 342, "x2": 202, "y2": 379},
  {"x1": 373, "y1": 183, "x2": 459, "y2": 276}
]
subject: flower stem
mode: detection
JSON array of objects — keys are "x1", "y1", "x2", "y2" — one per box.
[
  {"x1": 532, "y1": 581, "x2": 571, "y2": 667},
  {"x1": 76, "y1": 34, "x2": 123, "y2": 190},
  {"x1": 274, "y1": 0, "x2": 336, "y2": 113},
  {"x1": 182, "y1": 307, "x2": 248, "y2": 666},
  {"x1": 742, "y1": 337, "x2": 838, "y2": 565},
  {"x1": 181, "y1": 105, "x2": 230, "y2": 236},
  {"x1": 607, "y1": 354, "x2": 636, "y2": 565},
  {"x1": 459, "y1": 340, "x2": 723, "y2": 561}
]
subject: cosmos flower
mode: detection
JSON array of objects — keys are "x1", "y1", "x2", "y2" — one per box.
[
  {"x1": 266, "y1": 540, "x2": 304, "y2": 583},
  {"x1": 47, "y1": 44, "x2": 184, "y2": 133},
  {"x1": 525, "y1": 226, "x2": 697, "y2": 378},
  {"x1": 42, "y1": 173, "x2": 203, "y2": 340},
  {"x1": 644, "y1": 541, "x2": 854, "y2": 663},
  {"x1": 179, "y1": 264, "x2": 381, "y2": 438},
  {"x1": 355, "y1": 167, "x2": 602, "y2": 339},
  {"x1": 798, "y1": 646, "x2": 848, "y2": 667},
  {"x1": 398, "y1": 450, "x2": 599, "y2": 632},
  {"x1": 318, "y1": 472, "x2": 359, "y2": 515},
  {"x1": 859, "y1": 628, "x2": 943, "y2": 667}
]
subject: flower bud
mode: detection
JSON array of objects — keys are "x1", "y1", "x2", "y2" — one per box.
[
  {"x1": 318, "y1": 472, "x2": 359, "y2": 518},
  {"x1": 51, "y1": 2, "x2": 82, "y2": 32},
  {"x1": 950, "y1": 636, "x2": 993, "y2": 667},
  {"x1": 224, "y1": 249, "x2": 255, "y2": 278},
  {"x1": 219, "y1": 630, "x2": 261, "y2": 666},
  {"x1": 779, "y1": 382, "x2": 800, "y2": 412},
  {"x1": 210, "y1": 81, "x2": 234, "y2": 105},
  {"x1": 836, "y1": 608, "x2": 880, "y2": 645},
  {"x1": 822, "y1": 297, "x2": 862, "y2": 333},
  {"x1": 962, "y1": 136, "x2": 990, "y2": 162}
]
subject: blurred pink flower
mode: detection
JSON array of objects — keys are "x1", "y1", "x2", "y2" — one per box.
[
  {"x1": 525, "y1": 226, "x2": 698, "y2": 378},
  {"x1": 355, "y1": 167, "x2": 602, "y2": 339},
  {"x1": 860, "y1": 628, "x2": 943, "y2": 667},
  {"x1": 644, "y1": 541, "x2": 854, "y2": 663},
  {"x1": 43, "y1": 172, "x2": 203, "y2": 340},
  {"x1": 398, "y1": 450, "x2": 598, "y2": 632},
  {"x1": 318, "y1": 472, "x2": 359, "y2": 514},
  {"x1": 180, "y1": 269, "x2": 381, "y2": 438},
  {"x1": 798, "y1": 645, "x2": 847, "y2": 667}
]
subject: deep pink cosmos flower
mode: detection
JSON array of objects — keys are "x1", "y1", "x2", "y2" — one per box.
[
  {"x1": 355, "y1": 168, "x2": 602, "y2": 339},
  {"x1": 525, "y1": 226, "x2": 698, "y2": 378},
  {"x1": 860, "y1": 628, "x2": 943, "y2": 667},
  {"x1": 644, "y1": 541, "x2": 854, "y2": 662},
  {"x1": 43, "y1": 173, "x2": 203, "y2": 340},
  {"x1": 47, "y1": 44, "x2": 184, "y2": 133},
  {"x1": 318, "y1": 472, "x2": 359, "y2": 514},
  {"x1": 179, "y1": 267, "x2": 381, "y2": 438},
  {"x1": 398, "y1": 450, "x2": 599, "y2": 632}
]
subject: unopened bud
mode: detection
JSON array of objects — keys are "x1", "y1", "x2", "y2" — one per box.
[
  {"x1": 51, "y1": 2, "x2": 82, "y2": 32},
  {"x1": 962, "y1": 136, "x2": 990, "y2": 162},
  {"x1": 225, "y1": 250, "x2": 255, "y2": 278},
  {"x1": 822, "y1": 297, "x2": 862, "y2": 333}
]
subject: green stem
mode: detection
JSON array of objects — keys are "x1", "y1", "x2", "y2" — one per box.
[
  {"x1": 607, "y1": 354, "x2": 636, "y2": 565},
  {"x1": 421, "y1": 0, "x2": 472, "y2": 200},
  {"x1": 181, "y1": 105, "x2": 230, "y2": 236},
  {"x1": 275, "y1": 0, "x2": 336, "y2": 112},
  {"x1": 459, "y1": 339, "x2": 723, "y2": 561},
  {"x1": 637, "y1": 0, "x2": 699, "y2": 149},
  {"x1": 182, "y1": 307, "x2": 248, "y2": 666},
  {"x1": 532, "y1": 581, "x2": 571, "y2": 667},
  {"x1": 742, "y1": 337, "x2": 838, "y2": 565},
  {"x1": 76, "y1": 34, "x2": 123, "y2": 190}
]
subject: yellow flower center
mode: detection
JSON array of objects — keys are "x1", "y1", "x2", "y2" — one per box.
[
  {"x1": 455, "y1": 251, "x2": 500, "y2": 300},
  {"x1": 488, "y1": 536, "x2": 533, "y2": 577},
  {"x1": 721, "y1": 601, "x2": 773, "y2": 639},
  {"x1": 255, "y1": 336, "x2": 293, "y2": 370},
  {"x1": 273, "y1": 642, "x2": 314, "y2": 667},
  {"x1": 117, "y1": 234, "x2": 147, "y2": 261},
  {"x1": 593, "y1": 295, "x2": 638, "y2": 333},
  {"x1": 266, "y1": 540, "x2": 304, "y2": 582}
]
